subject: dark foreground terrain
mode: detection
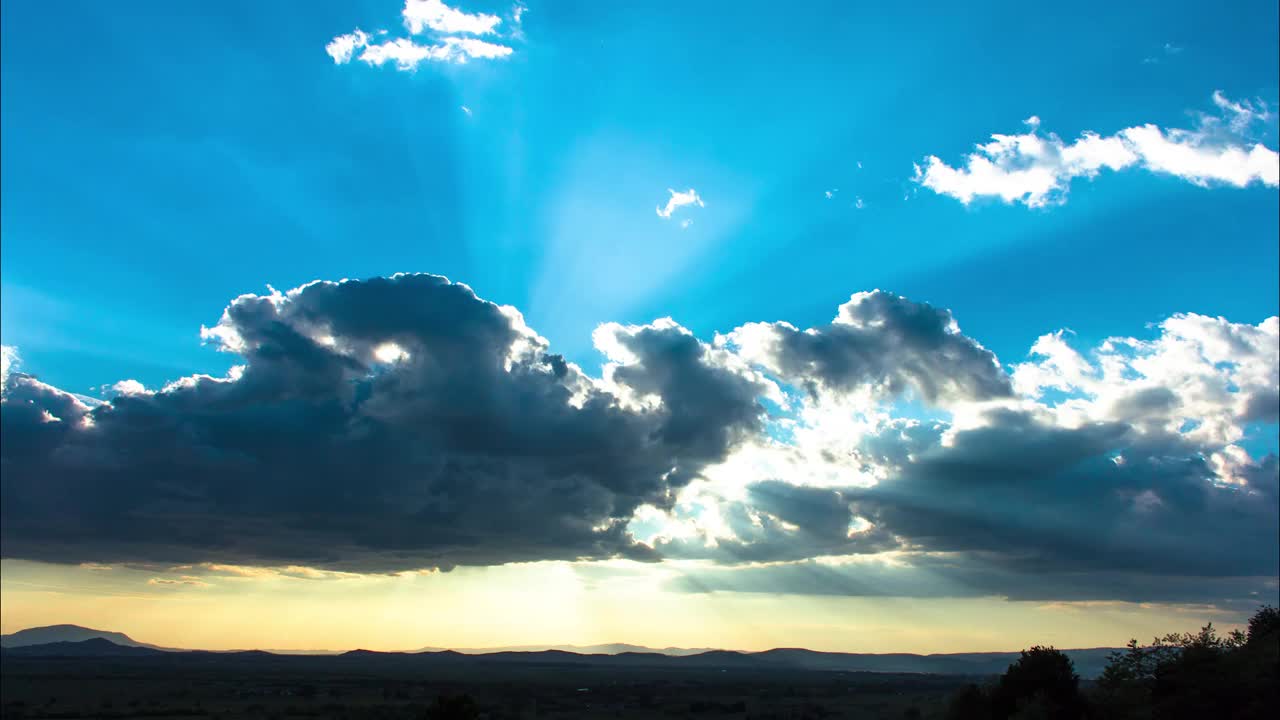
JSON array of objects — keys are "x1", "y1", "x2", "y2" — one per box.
[{"x1": 1, "y1": 646, "x2": 973, "y2": 719}]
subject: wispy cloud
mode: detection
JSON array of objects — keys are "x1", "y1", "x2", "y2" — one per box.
[
  {"x1": 327, "y1": 1, "x2": 515, "y2": 71},
  {"x1": 656, "y1": 188, "x2": 705, "y2": 219},
  {"x1": 148, "y1": 576, "x2": 210, "y2": 588},
  {"x1": 915, "y1": 92, "x2": 1279, "y2": 207}
]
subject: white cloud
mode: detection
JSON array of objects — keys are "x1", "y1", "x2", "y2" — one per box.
[
  {"x1": 824, "y1": 189, "x2": 837, "y2": 199},
  {"x1": 333, "y1": 35, "x2": 513, "y2": 70},
  {"x1": 1013, "y1": 313, "x2": 1279, "y2": 446},
  {"x1": 403, "y1": 0, "x2": 501, "y2": 36},
  {"x1": 854, "y1": 196, "x2": 865, "y2": 209},
  {"x1": 460, "y1": 105, "x2": 472, "y2": 116},
  {"x1": 680, "y1": 218, "x2": 693, "y2": 229},
  {"x1": 110, "y1": 379, "x2": 151, "y2": 397},
  {"x1": 325, "y1": 29, "x2": 370, "y2": 64},
  {"x1": 0, "y1": 345, "x2": 16, "y2": 393},
  {"x1": 656, "y1": 188, "x2": 704, "y2": 219},
  {"x1": 327, "y1": 1, "x2": 514, "y2": 71},
  {"x1": 915, "y1": 91, "x2": 1278, "y2": 207}
]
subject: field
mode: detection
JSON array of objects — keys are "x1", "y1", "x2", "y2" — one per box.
[{"x1": 1, "y1": 654, "x2": 973, "y2": 719}]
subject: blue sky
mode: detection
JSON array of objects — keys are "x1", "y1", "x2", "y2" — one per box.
[
  {"x1": 1, "y1": 1, "x2": 1278, "y2": 652},
  {"x1": 3, "y1": 0, "x2": 1276, "y2": 394}
]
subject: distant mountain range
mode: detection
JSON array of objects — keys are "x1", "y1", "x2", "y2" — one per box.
[
  {"x1": 0, "y1": 625, "x2": 1123, "y2": 677},
  {"x1": 0, "y1": 624, "x2": 170, "y2": 651}
]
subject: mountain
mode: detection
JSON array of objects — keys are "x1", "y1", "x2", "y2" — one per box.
[
  {"x1": 0, "y1": 624, "x2": 167, "y2": 650},
  {"x1": 0, "y1": 639, "x2": 1123, "y2": 677},
  {"x1": 413, "y1": 642, "x2": 719, "y2": 656},
  {"x1": 1, "y1": 638, "x2": 166, "y2": 657},
  {"x1": 0, "y1": 625, "x2": 1122, "y2": 677}
]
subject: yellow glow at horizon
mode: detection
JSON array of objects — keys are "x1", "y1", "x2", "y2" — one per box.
[{"x1": 0, "y1": 559, "x2": 1249, "y2": 654}]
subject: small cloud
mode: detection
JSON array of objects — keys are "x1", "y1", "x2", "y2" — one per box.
[
  {"x1": 109, "y1": 379, "x2": 150, "y2": 397},
  {"x1": 824, "y1": 189, "x2": 838, "y2": 199},
  {"x1": 680, "y1": 218, "x2": 693, "y2": 229},
  {"x1": 856, "y1": 161, "x2": 863, "y2": 170},
  {"x1": 854, "y1": 196, "x2": 865, "y2": 209},
  {"x1": 460, "y1": 105, "x2": 472, "y2": 116},
  {"x1": 656, "y1": 188, "x2": 705, "y2": 219},
  {"x1": 1212, "y1": 90, "x2": 1272, "y2": 132},
  {"x1": 148, "y1": 576, "x2": 210, "y2": 588},
  {"x1": 78, "y1": 563, "x2": 114, "y2": 571},
  {"x1": 1164, "y1": 42, "x2": 1183, "y2": 55}
]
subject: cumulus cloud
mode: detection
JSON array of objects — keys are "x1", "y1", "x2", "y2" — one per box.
[
  {"x1": 722, "y1": 290, "x2": 1012, "y2": 405},
  {"x1": 656, "y1": 188, "x2": 704, "y2": 219},
  {"x1": 641, "y1": 309, "x2": 1278, "y2": 603},
  {"x1": 915, "y1": 92, "x2": 1279, "y2": 207},
  {"x1": 327, "y1": 1, "x2": 514, "y2": 71},
  {"x1": 2, "y1": 276, "x2": 1275, "y2": 608},
  {"x1": 0, "y1": 275, "x2": 765, "y2": 571}
]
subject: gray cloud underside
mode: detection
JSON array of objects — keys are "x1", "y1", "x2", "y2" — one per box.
[
  {"x1": 2, "y1": 275, "x2": 767, "y2": 571},
  {"x1": 2, "y1": 273, "x2": 1276, "y2": 607}
]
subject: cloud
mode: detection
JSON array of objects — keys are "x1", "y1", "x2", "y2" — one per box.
[
  {"x1": 328, "y1": 34, "x2": 513, "y2": 70},
  {"x1": 0, "y1": 275, "x2": 765, "y2": 572},
  {"x1": 327, "y1": 2, "x2": 514, "y2": 71},
  {"x1": 669, "y1": 556, "x2": 1275, "y2": 608},
  {"x1": 148, "y1": 576, "x2": 210, "y2": 588},
  {"x1": 656, "y1": 188, "x2": 705, "y2": 219},
  {"x1": 2, "y1": 277, "x2": 1275, "y2": 608},
  {"x1": 915, "y1": 92, "x2": 1279, "y2": 207},
  {"x1": 0, "y1": 345, "x2": 16, "y2": 393},
  {"x1": 722, "y1": 290, "x2": 1013, "y2": 405},
  {"x1": 325, "y1": 29, "x2": 371, "y2": 64},
  {"x1": 402, "y1": 0, "x2": 501, "y2": 36},
  {"x1": 640, "y1": 310, "x2": 1278, "y2": 600},
  {"x1": 109, "y1": 379, "x2": 150, "y2": 397},
  {"x1": 460, "y1": 105, "x2": 472, "y2": 116}
]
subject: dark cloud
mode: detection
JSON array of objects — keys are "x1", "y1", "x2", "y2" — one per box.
[
  {"x1": 654, "y1": 481, "x2": 896, "y2": 563},
  {"x1": 2, "y1": 275, "x2": 1276, "y2": 611},
  {"x1": 667, "y1": 555, "x2": 1279, "y2": 609},
  {"x1": 727, "y1": 290, "x2": 1012, "y2": 404},
  {"x1": 847, "y1": 410, "x2": 1279, "y2": 578},
  {"x1": 0, "y1": 274, "x2": 766, "y2": 571}
]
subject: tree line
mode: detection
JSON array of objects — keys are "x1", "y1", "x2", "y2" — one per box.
[{"x1": 946, "y1": 605, "x2": 1278, "y2": 720}]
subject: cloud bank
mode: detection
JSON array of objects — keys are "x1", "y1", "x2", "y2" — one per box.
[
  {"x1": 915, "y1": 92, "x2": 1279, "y2": 207},
  {"x1": 2, "y1": 275, "x2": 1276, "y2": 608}
]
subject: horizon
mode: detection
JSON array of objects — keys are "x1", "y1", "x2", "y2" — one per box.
[
  {"x1": 2, "y1": 0, "x2": 1279, "y2": 660},
  {"x1": 0, "y1": 620, "x2": 1158, "y2": 656}
]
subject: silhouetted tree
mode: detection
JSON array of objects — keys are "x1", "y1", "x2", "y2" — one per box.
[
  {"x1": 990, "y1": 647, "x2": 1084, "y2": 720},
  {"x1": 1092, "y1": 606, "x2": 1279, "y2": 720}
]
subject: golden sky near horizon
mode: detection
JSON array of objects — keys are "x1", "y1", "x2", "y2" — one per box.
[{"x1": 0, "y1": 559, "x2": 1249, "y2": 654}]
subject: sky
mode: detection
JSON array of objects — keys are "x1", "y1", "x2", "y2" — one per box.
[{"x1": 1, "y1": 0, "x2": 1277, "y2": 653}]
